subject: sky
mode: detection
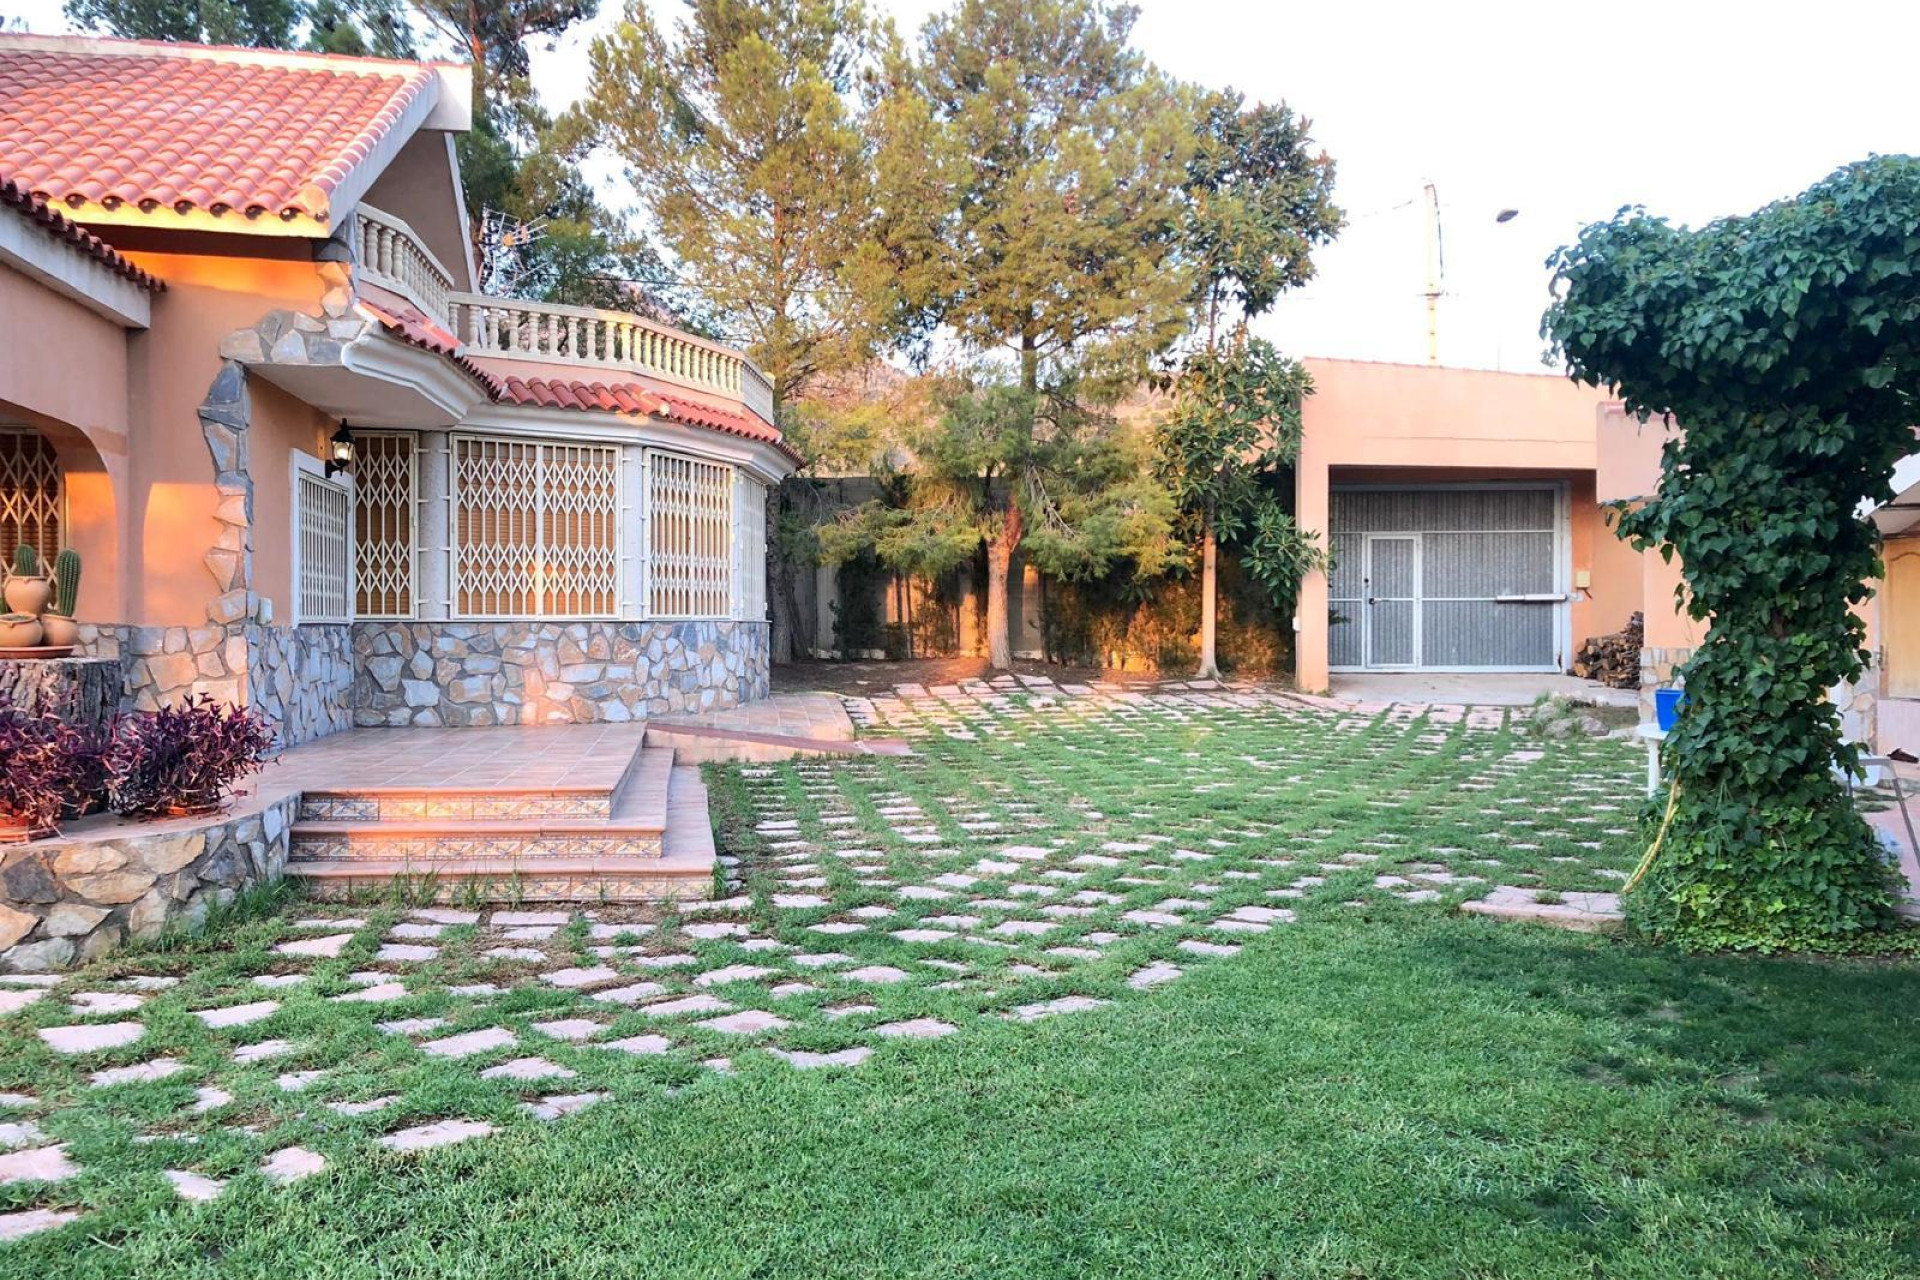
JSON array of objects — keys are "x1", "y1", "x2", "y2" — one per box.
[{"x1": 8, "y1": 0, "x2": 1919, "y2": 372}]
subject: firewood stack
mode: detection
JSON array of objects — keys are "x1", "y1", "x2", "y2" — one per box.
[{"x1": 1571, "y1": 611, "x2": 1643, "y2": 687}]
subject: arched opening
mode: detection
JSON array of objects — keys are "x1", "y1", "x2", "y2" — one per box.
[{"x1": 0, "y1": 412, "x2": 123, "y2": 626}]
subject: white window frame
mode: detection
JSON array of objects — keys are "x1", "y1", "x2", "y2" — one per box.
[{"x1": 290, "y1": 450, "x2": 354, "y2": 626}]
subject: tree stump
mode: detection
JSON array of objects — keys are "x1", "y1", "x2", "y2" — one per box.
[{"x1": 0, "y1": 657, "x2": 123, "y2": 731}]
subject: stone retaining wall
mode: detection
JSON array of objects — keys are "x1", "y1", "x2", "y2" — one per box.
[
  {"x1": 0, "y1": 795, "x2": 296, "y2": 971},
  {"x1": 353, "y1": 620, "x2": 770, "y2": 726}
]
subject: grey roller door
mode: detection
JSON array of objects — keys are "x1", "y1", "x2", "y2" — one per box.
[{"x1": 1329, "y1": 488, "x2": 1561, "y2": 670}]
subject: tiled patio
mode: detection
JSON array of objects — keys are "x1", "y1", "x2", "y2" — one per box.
[{"x1": 265, "y1": 724, "x2": 650, "y2": 796}]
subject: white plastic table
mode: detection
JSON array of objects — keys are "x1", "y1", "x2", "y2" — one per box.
[{"x1": 1634, "y1": 722, "x2": 1667, "y2": 798}]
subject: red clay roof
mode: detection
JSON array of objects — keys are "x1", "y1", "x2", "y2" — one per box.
[
  {"x1": 0, "y1": 35, "x2": 435, "y2": 228},
  {"x1": 0, "y1": 177, "x2": 163, "y2": 291},
  {"x1": 358, "y1": 299, "x2": 799, "y2": 463}
]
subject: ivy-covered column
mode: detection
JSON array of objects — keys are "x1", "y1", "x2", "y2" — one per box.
[{"x1": 1544, "y1": 158, "x2": 1919, "y2": 951}]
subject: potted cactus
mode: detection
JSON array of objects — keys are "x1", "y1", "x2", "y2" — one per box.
[
  {"x1": 2, "y1": 546, "x2": 51, "y2": 617},
  {"x1": 39, "y1": 549, "x2": 80, "y2": 647}
]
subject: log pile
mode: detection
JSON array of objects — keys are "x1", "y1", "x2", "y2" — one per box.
[{"x1": 1571, "y1": 612, "x2": 1643, "y2": 688}]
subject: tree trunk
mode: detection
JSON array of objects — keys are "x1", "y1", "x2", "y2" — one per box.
[
  {"x1": 985, "y1": 510, "x2": 1022, "y2": 671},
  {"x1": 1197, "y1": 514, "x2": 1220, "y2": 679}
]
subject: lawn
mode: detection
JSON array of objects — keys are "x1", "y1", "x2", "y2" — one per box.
[{"x1": 5, "y1": 685, "x2": 1919, "y2": 1278}]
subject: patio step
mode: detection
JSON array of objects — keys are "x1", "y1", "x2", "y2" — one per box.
[{"x1": 284, "y1": 742, "x2": 715, "y2": 902}]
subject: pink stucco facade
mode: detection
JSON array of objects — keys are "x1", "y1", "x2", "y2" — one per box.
[{"x1": 1294, "y1": 359, "x2": 1670, "y2": 691}]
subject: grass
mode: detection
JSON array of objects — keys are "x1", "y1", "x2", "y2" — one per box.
[{"x1": 6, "y1": 690, "x2": 1920, "y2": 1277}]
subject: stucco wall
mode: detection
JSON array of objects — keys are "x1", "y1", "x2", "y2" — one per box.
[
  {"x1": 1293, "y1": 361, "x2": 1621, "y2": 690},
  {"x1": 0, "y1": 261, "x2": 129, "y2": 441},
  {"x1": 117, "y1": 247, "x2": 327, "y2": 628},
  {"x1": 353, "y1": 619, "x2": 771, "y2": 725}
]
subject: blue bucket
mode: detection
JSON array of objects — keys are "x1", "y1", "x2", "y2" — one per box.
[{"x1": 1654, "y1": 687, "x2": 1685, "y2": 732}]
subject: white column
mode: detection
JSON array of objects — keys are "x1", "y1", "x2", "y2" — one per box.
[
  {"x1": 621, "y1": 443, "x2": 646, "y2": 619},
  {"x1": 418, "y1": 430, "x2": 451, "y2": 620}
]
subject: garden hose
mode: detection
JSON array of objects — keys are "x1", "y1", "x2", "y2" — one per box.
[{"x1": 1624, "y1": 779, "x2": 1682, "y2": 895}]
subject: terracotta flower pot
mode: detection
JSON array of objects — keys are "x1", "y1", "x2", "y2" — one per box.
[
  {"x1": 0, "y1": 814, "x2": 56, "y2": 844},
  {"x1": 38, "y1": 615, "x2": 78, "y2": 646},
  {"x1": 2, "y1": 574, "x2": 51, "y2": 616},
  {"x1": 0, "y1": 615, "x2": 43, "y2": 647}
]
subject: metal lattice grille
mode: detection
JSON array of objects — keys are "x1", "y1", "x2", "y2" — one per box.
[
  {"x1": 647, "y1": 451, "x2": 733, "y2": 618},
  {"x1": 0, "y1": 427, "x2": 61, "y2": 570},
  {"x1": 354, "y1": 431, "x2": 416, "y2": 618},
  {"x1": 1328, "y1": 487, "x2": 1560, "y2": 671},
  {"x1": 736, "y1": 474, "x2": 767, "y2": 621},
  {"x1": 297, "y1": 469, "x2": 352, "y2": 624},
  {"x1": 453, "y1": 435, "x2": 619, "y2": 618}
]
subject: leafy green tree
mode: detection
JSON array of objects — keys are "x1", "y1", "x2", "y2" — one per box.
[
  {"x1": 1155, "y1": 89, "x2": 1339, "y2": 677},
  {"x1": 849, "y1": 0, "x2": 1195, "y2": 668},
  {"x1": 1153, "y1": 336, "x2": 1323, "y2": 677},
  {"x1": 586, "y1": 0, "x2": 908, "y2": 661},
  {"x1": 65, "y1": 0, "x2": 303, "y2": 46},
  {"x1": 1182, "y1": 91, "x2": 1341, "y2": 345},
  {"x1": 820, "y1": 371, "x2": 1184, "y2": 668},
  {"x1": 1543, "y1": 156, "x2": 1919, "y2": 952},
  {"x1": 585, "y1": 0, "x2": 892, "y2": 401}
]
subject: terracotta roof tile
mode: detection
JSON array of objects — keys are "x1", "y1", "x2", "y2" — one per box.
[
  {"x1": 0, "y1": 177, "x2": 163, "y2": 290},
  {"x1": 0, "y1": 36, "x2": 435, "y2": 228}
]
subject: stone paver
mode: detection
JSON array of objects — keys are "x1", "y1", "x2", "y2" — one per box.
[
  {"x1": 165, "y1": 1169, "x2": 226, "y2": 1202},
  {"x1": 522, "y1": 1092, "x2": 609, "y2": 1121},
  {"x1": 531, "y1": 1018, "x2": 604, "y2": 1042},
  {"x1": 276, "y1": 933, "x2": 356, "y2": 958},
  {"x1": 769, "y1": 1046, "x2": 873, "y2": 1069},
  {"x1": 641, "y1": 994, "x2": 731, "y2": 1018},
  {"x1": 192, "y1": 1000, "x2": 280, "y2": 1029},
  {"x1": 1005, "y1": 996, "x2": 1111, "y2": 1022},
  {"x1": 698, "y1": 1011, "x2": 789, "y2": 1035},
  {"x1": 874, "y1": 1018, "x2": 957, "y2": 1040},
  {"x1": 263, "y1": 1147, "x2": 327, "y2": 1182},
  {"x1": 0, "y1": 1209, "x2": 80, "y2": 1240},
  {"x1": 481, "y1": 1056, "x2": 576, "y2": 1081},
  {"x1": 420, "y1": 1027, "x2": 516, "y2": 1059},
  {"x1": 378, "y1": 1119, "x2": 496, "y2": 1152},
  {"x1": 39, "y1": 1021, "x2": 143, "y2": 1053},
  {"x1": 605, "y1": 1034, "x2": 676, "y2": 1056},
  {"x1": 90, "y1": 1058, "x2": 186, "y2": 1087},
  {"x1": 0, "y1": 1144, "x2": 78, "y2": 1184}
]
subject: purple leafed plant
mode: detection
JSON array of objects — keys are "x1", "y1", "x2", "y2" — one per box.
[
  {"x1": 108, "y1": 696, "x2": 277, "y2": 818},
  {"x1": 0, "y1": 694, "x2": 82, "y2": 837}
]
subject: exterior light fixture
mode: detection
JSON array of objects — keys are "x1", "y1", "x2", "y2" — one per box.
[{"x1": 326, "y1": 421, "x2": 356, "y2": 478}]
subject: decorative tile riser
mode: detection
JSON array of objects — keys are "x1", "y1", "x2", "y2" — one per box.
[
  {"x1": 290, "y1": 835, "x2": 663, "y2": 862},
  {"x1": 297, "y1": 794, "x2": 614, "y2": 823},
  {"x1": 297, "y1": 871, "x2": 708, "y2": 904}
]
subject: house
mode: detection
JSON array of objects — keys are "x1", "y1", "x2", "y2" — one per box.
[
  {"x1": 1291, "y1": 359, "x2": 1901, "y2": 753},
  {"x1": 1291, "y1": 359, "x2": 1658, "y2": 692},
  {"x1": 0, "y1": 34, "x2": 795, "y2": 750}
]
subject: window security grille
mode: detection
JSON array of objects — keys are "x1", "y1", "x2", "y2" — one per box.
[
  {"x1": 0, "y1": 427, "x2": 62, "y2": 571},
  {"x1": 646, "y1": 451, "x2": 734, "y2": 619},
  {"x1": 295, "y1": 469, "x2": 352, "y2": 624},
  {"x1": 453, "y1": 435, "x2": 620, "y2": 618},
  {"x1": 353, "y1": 431, "x2": 416, "y2": 618}
]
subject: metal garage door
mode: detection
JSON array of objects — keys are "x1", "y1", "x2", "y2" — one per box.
[{"x1": 1328, "y1": 487, "x2": 1562, "y2": 671}]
